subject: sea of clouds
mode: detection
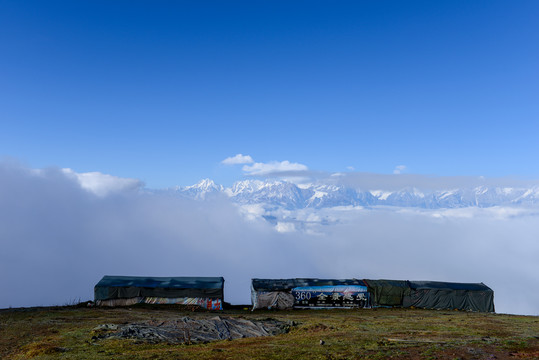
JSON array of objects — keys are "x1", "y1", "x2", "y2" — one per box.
[{"x1": 1, "y1": 161, "x2": 538, "y2": 315}]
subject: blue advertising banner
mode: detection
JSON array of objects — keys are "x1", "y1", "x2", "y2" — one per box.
[{"x1": 291, "y1": 285, "x2": 370, "y2": 308}]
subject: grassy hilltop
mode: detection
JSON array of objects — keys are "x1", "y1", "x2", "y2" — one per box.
[{"x1": 1, "y1": 305, "x2": 538, "y2": 359}]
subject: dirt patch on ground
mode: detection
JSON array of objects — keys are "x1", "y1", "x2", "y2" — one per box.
[{"x1": 92, "y1": 316, "x2": 294, "y2": 344}]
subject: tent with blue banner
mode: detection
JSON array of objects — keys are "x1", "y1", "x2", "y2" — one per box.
[{"x1": 251, "y1": 278, "x2": 370, "y2": 310}]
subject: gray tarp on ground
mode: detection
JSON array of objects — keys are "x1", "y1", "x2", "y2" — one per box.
[
  {"x1": 93, "y1": 316, "x2": 292, "y2": 344},
  {"x1": 364, "y1": 279, "x2": 411, "y2": 307},
  {"x1": 94, "y1": 276, "x2": 224, "y2": 301},
  {"x1": 407, "y1": 281, "x2": 494, "y2": 313}
]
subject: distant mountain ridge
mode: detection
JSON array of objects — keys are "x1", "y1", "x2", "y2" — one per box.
[{"x1": 175, "y1": 179, "x2": 539, "y2": 209}]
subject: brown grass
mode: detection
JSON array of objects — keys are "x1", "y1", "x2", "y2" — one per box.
[{"x1": 0, "y1": 305, "x2": 538, "y2": 359}]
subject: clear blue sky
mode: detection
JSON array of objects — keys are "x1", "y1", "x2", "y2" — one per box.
[{"x1": 1, "y1": 1, "x2": 538, "y2": 188}]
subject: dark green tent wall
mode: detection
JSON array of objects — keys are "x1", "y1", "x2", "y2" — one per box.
[
  {"x1": 364, "y1": 279, "x2": 495, "y2": 312},
  {"x1": 407, "y1": 281, "x2": 494, "y2": 313},
  {"x1": 364, "y1": 279, "x2": 411, "y2": 307}
]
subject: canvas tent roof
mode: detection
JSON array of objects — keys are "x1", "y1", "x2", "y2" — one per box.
[
  {"x1": 408, "y1": 281, "x2": 492, "y2": 291},
  {"x1": 251, "y1": 278, "x2": 366, "y2": 292},
  {"x1": 95, "y1": 276, "x2": 224, "y2": 301}
]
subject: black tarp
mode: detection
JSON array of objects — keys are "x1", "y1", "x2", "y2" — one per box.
[
  {"x1": 407, "y1": 281, "x2": 494, "y2": 313},
  {"x1": 363, "y1": 279, "x2": 411, "y2": 307},
  {"x1": 364, "y1": 279, "x2": 494, "y2": 312},
  {"x1": 94, "y1": 276, "x2": 224, "y2": 301},
  {"x1": 251, "y1": 278, "x2": 366, "y2": 292}
]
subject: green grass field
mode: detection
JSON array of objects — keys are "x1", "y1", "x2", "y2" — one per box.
[{"x1": 1, "y1": 305, "x2": 538, "y2": 359}]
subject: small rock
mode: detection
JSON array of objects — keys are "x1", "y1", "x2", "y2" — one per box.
[{"x1": 93, "y1": 324, "x2": 118, "y2": 331}]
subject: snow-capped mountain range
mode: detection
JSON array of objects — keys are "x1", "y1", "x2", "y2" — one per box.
[{"x1": 175, "y1": 179, "x2": 539, "y2": 209}]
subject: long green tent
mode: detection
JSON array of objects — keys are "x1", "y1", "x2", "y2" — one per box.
[
  {"x1": 94, "y1": 276, "x2": 224, "y2": 310},
  {"x1": 250, "y1": 278, "x2": 495, "y2": 312}
]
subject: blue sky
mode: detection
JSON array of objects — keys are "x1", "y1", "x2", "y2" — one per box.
[
  {"x1": 1, "y1": 1, "x2": 538, "y2": 188},
  {"x1": 2, "y1": 2, "x2": 539, "y2": 314}
]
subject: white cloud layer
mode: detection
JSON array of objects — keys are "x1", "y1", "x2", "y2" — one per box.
[
  {"x1": 242, "y1": 160, "x2": 308, "y2": 176},
  {"x1": 330, "y1": 172, "x2": 539, "y2": 191},
  {"x1": 1, "y1": 161, "x2": 539, "y2": 316},
  {"x1": 62, "y1": 168, "x2": 142, "y2": 197},
  {"x1": 221, "y1": 154, "x2": 254, "y2": 165},
  {"x1": 393, "y1": 165, "x2": 407, "y2": 174},
  {"x1": 221, "y1": 155, "x2": 311, "y2": 180}
]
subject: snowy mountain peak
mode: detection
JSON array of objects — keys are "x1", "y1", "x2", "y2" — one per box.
[
  {"x1": 176, "y1": 179, "x2": 539, "y2": 209},
  {"x1": 178, "y1": 178, "x2": 223, "y2": 200},
  {"x1": 185, "y1": 178, "x2": 223, "y2": 192}
]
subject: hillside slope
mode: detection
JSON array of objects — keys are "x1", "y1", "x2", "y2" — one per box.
[{"x1": 1, "y1": 305, "x2": 538, "y2": 359}]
